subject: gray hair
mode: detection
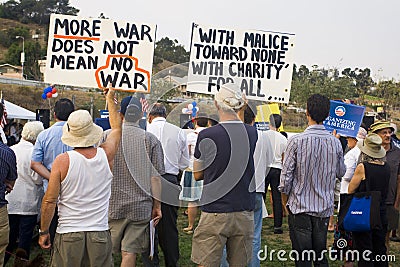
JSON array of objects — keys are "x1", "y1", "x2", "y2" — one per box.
[
  {"x1": 359, "y1": 151, "x2": 385, "y2": 163},
  {"x1": 21, "y1": 121, "x2": 44, "y2": 142}
]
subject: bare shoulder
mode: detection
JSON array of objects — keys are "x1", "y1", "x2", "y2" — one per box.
[{"x1": 53, "y1": 152, "x2": 70, "y2": 173}]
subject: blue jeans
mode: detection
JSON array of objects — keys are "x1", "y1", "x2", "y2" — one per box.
[
  {"x1": 288, "y1": 212, "x2": 329, "y2": 267},
  {"x1": 248, "y1": 193, "x2": 263, "y2": 267},
  {"x1": 4, "y1": 214, "x2": 37, "y2": 264}
]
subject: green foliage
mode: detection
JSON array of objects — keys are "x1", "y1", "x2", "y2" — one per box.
[
  {"x1": 376, "y1": 80, "x2": 400, "y2": 109},
  {"x1": 0, "y1": 27, "x2": 30, "y2": 48},
  {"x1": 154, "y1": 37, "x2": 189, "y2": 64},
  {"x1": 0, "y1": 0, "x2": 79, "y2": 25},
  {"x1": 290, "y1": 64, "x2": 358, "y2": 106},
  {"x1": 5, "y1": 40, "x2": 46, "y2": 80}
]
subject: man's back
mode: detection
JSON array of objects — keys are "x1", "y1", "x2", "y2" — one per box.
[
  {"x1": 195, "y1": 122, "x2": 258, "y2": 213},
  {"x1": 57, "y1": 148, "x2": 112, "y2": 234},
  {"x1": 0, "y1": 143, "x2": 17, "y2": 206},
  {"x1": 32, "y1": 122, "x2": 70, "y2": 168},
  {"x1": 280, "y1": 124, "x2": 345, "y2": 217},
  {"x1": 110, "y1": 123, "x2": 165, "y2": 222},
  {"x1": 147, "y1": 117, "x2": 189, "y2": 175}
]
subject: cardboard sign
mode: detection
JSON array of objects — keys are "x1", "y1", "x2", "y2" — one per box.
[
  {"x1": 187, "y1": 23, "x2": 296, "y2": 103},
  {"x1": 254, "y1": 103, "x2": 284, "y2": 131},
  {"x1": 45, "y1": 14, "x2": 156, "y2": 93},
  {"x1": 323, "y1": 101, "x2": 366, "y2": 137}
]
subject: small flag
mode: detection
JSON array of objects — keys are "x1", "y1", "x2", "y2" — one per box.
[
  {"x1": 140, "y1": 97, "x2": 149, "y2": 113},
  {"x1": 0, "y1": 93, "x2": 7, "y2": 129}
]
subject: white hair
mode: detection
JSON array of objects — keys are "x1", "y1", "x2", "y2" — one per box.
[{"x1": 21, "y1": 121, "x2": 44, "y2": 142}]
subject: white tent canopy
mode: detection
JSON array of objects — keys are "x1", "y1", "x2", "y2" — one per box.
[{"x1": 4, "y1": 100, "x2": 36, "y2": 120}]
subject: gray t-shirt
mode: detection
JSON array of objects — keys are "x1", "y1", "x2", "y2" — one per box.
[{"x1": 385, "y1": 141, "x2": 400, "y2": 205}]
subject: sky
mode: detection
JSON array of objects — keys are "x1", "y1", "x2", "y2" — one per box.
[{"x1": 67, "y1": 0, "x2": 399, "y2": 80}]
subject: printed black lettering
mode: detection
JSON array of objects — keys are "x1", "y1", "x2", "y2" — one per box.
[
  {"x1": 100, "y1": 71, "x2": 119, "y2": 87},
  {"x1": 51, "y1": 39, "x2": 64, "y2": 52},
  {"x1": 54, "y1": 18, "x2": 102, "y2": 37},
  {"x1": 141, "y1": 25, "x2": 153, "y2": 42},
  {"x1": 54, "y1": 18, "x2": 69, "y2": 35},
  {"x1": 103, "y1": 40, "x2": 139, "y2": 55},
  {"x1": 50, "y1": 55, "x2": 65, "y2": 68},
  {"x1": 119, "y1": 73, "x2": 132, "y2": 87}
]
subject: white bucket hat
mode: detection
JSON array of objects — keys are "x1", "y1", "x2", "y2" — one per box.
[{"x1": 62, "y1": 110, "x2": 103, "y2": 148}]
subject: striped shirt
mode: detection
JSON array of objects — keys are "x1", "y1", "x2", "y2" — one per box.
[
  {"x1": 279, "y1": 125, "x2": 346, "y2": 217},
  {"x1": 0, "y1": 142, "x2": 17, "y2": 207}
]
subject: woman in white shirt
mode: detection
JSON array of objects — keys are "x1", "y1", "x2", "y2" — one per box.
[
  {"x1": 179, "y1": 114, "x2": 208, "y2": 234},
  {"x1": 5, "y1": 121, "x2": 44, "y2": 263}
]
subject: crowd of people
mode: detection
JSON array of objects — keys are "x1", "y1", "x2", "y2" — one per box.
[{"x1": 0, "y1": 84, "x2": 399, "y2": 267}]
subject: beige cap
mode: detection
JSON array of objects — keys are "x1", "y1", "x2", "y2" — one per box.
[
  {"x1": 214, "y1": 83, "x2": 245, "y2": 110},
  {"x1": 62, "y1": 110, "x2": 103, "y2": 148},
  {"x1": 357, "y1": 133, "x2": 386, "y2": 158}
]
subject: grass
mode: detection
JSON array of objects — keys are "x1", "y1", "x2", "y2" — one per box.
[{"x1": 5, "y1": 199, "x2": 400, "y2": 267}]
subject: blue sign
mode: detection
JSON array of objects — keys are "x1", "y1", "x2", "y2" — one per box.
[{"x1": 323, "y1": 101, "x2": 365, "y2": 137}]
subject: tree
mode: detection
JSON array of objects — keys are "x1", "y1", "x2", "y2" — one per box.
[
  {"x1": 376, "y1": 80, "x2": 400, "y2": 111},
  {"x1": 0, "y1": 0, "x2": 79, "y2": 25},
  {"x1": 154, "y1": 37, "x2": 189, "y2": 65},
  {"x1": 5, "y1": 40, "x2": 45, "y2": 80},
  {"x1": 341, "y1": 67, "x2": 375, "y2": 103}
]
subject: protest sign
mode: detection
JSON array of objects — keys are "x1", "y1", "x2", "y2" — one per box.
[
  {"x1": 187, "y1": 23, "x2": 296, "y2": 103},
  {"x1": 323, "y1": 101, "x2": 366, "y2": 137},
  {"x1": 254, "y1": 103, "x2": 284, "y2": 131},
  {"x1": 45, "y1": 14, "x2": 156, "y2": 93}
]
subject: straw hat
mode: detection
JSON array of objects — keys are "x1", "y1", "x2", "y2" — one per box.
[
  {"x1": 370, "y1": 120, "x2": 394, "y2": 133},
  {"x1": 357, "y1": 133, "x2": 386, "y2": 158},
  {"x1": 62, "y1": 110, "x2": 103, "y2": 148}
]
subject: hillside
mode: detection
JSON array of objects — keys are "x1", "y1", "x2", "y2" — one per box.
[{"x1": 0, "y1": 18, "x2": 47, "y2": 63}]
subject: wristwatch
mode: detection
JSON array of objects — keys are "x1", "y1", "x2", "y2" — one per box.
[{"x1": 39, "y1": 229, "x2": 49, "y2": 236}]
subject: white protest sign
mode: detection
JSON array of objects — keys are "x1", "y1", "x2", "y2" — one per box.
[
  {"x1": 187, "y1": 23, "x2": 295, "y2": 103},
  {"x1": 45, "y1": 14, "x2": 156, "y2": 93}
]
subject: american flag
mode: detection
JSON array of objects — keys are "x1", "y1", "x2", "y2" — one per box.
[
  {"x1": 140, "y1": 97, "x2": 149, "y2": 113},
  {"x1": 0, "y1": 93, "x2": 7, "y2": 129}
]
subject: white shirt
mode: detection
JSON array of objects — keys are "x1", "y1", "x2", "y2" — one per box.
[
  {"x1": 6, "y1": 139, "x2": 43, "y2": 215},
  {"x1": 0, "y1": 128, "x2": 7, "y2": 144},
  {"x1": 57, "y1": 148, "x2": 112, "y2": 234},
  {"x1": 340, "y1": 146, "x2": 361, "y2": 193},
  {"x1": 187, "y1": 127, "x2": 206, "y2": 169},
  {"x1": 253, "y1": 130, "x2": 274, "y2": 193},
  {"x1": 265, "y1": 130, "x2": 288, "y2": 169},
  {"x1": 147, "y1": 117, "x2": 189, "y2": 175}
]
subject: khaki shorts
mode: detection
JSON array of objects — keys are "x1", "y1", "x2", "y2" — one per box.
[
  {"x1": 51, "y1": 231, "x2": 112, "y2": 267},
  {"x1": 109, "y1": 218, "x2": 149, "y2": 254},
  {"x1": 387, "y1": 205, "x2": 399, "y2": 231},
  {"x1": 0, "y1": 206, "x2": 9, "y2": 267},
  {"x1": 191, "y1": 211, "x2": 254, "y2": 267}
]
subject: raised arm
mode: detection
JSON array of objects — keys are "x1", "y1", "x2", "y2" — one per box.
[{"x1": 100, "y1": 87, "x2": 122, "y2": 170}]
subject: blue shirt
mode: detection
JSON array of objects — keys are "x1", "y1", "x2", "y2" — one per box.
[
  {"x1": 194, "y1": 121, "x2": 258, "y2": 213},
  {"x1": 279, "y1": 124, "x2": 346, "y2": 217},
  {"x1": 31, "y1": 121, "x2": 72, "y2": 191},
  {"x1": 0, "y1": 142, "x2": 17, "y2": 207}
]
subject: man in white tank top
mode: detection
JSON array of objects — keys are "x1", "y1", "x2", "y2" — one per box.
[{"x1": 38, "y1": 88, "x2": 122, "y2": 267}]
